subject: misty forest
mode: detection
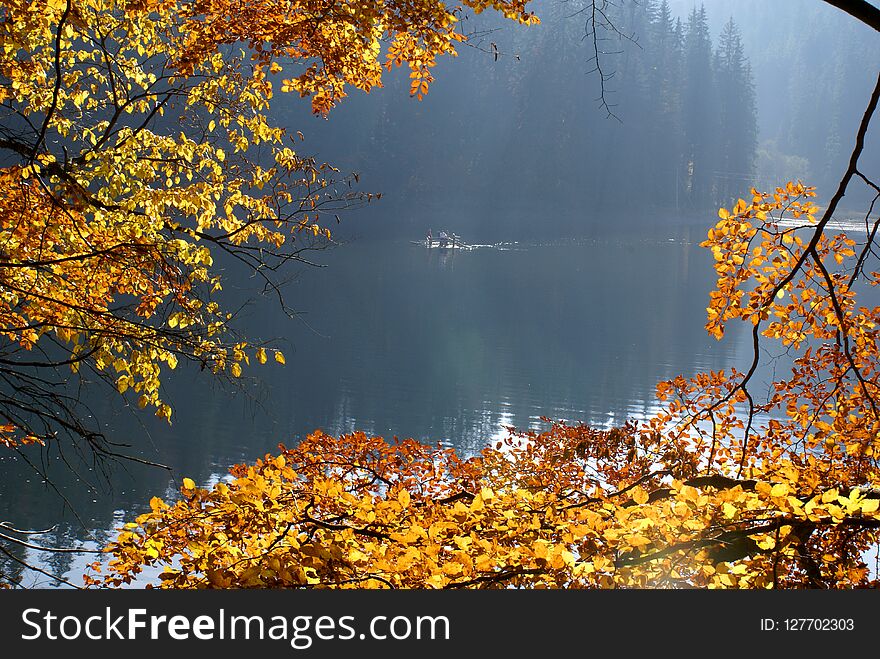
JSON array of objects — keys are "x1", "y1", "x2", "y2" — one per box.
[{"x1": 2, "y1": 0, "x2": 880, "y2": 589}]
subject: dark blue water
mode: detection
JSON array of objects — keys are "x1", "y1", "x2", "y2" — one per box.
[{"x1": 0, "y1": 222, "x2": 761, "y2": 585}]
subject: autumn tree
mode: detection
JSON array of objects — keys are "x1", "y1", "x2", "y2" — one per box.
[
  {"x1": 91, "y1": 0, "x2": 880, "y2": 589},
  {"x1": 0, "y1": 0, "x2": 537, "y2": 583}
]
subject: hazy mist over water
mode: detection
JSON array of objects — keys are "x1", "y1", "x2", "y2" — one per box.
[
  {"x1": 269, "y1": 0, "x2": 880, "y2": 243},
  {"x1": 1, "y1": 227, "x2": 763, "y2": 583}
]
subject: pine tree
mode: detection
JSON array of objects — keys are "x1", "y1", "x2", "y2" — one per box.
[
  {"x1": 681, "y1": 4, "x2": 717, "y2": 209},
  {"x1": 646, "y1": 0, "x2": 684, "y2": 206},
  {"x1": 713, "y1": 17, "x2": 758, "y2": 204}
]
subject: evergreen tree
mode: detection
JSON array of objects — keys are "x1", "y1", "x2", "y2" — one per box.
[
  {"x1": 646, "y1": 0, "x2": 684, "y2": 206},
  {"x1": 713, "y1": 17, "x2": 758, "y2": 204},
  {"x1": 681, "y1": 4, "x2": 717, "y2": 209}
]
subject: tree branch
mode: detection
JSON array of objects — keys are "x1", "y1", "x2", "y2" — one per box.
[{"x1": 822, "y1": 0, "x2": 880, "y2": 31}]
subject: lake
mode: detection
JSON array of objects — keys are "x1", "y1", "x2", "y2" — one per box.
[{"x1": 0, "y1": 221, "x2": 764, "y2": 586}]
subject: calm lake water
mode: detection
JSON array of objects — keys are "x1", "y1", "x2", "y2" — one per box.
[{"x1": 0, "y1": 221, "x2": 766, "y2": 585}]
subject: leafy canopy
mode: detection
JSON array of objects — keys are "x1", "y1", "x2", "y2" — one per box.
[{"x1": 0, "y1": 0, "x2": 536, "y2": 448}]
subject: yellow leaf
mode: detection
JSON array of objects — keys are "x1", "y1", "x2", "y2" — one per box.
[
  {"x1": 274, "y1": 351, "x2": 285, "y2": 365},
  {"x1": 770, "y1": 483, "x2": 789, "y2": 498},
  {"x1": 182, "y1": 477, "x2": 195, "y2": 490},
  {"x1": 861, "y1": 498, "x2": 879, "y2": 514},
  {"x1": 256, "y1": 347, "x2": 267, "y2": 364},
  {"x1": 754, "y1": 536, "x2": 776, "y2": 550},
  {"x1": 231, "y1": 362, "x2": 242, "y2": 377},
  {"x1": 631, "y1": 486, "x2": 649, "y2": 505}
]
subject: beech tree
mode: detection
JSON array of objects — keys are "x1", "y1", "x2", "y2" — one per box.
[
  {"x1": 0, "y1": 0, "x2": 536, "y2": 582},
  {"x1": 89, "y1": 0, "x2": 880, "y2": 589},
  {"x1": 0, "y1": 7, "x2": 537, "y2": 454}
]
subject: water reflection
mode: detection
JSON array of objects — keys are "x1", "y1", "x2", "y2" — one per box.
[{"x1": 0, "y1": 224, "x2": 759, "y2": 584}]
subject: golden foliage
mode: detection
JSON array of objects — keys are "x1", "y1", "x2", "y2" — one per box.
[
  {"x1": 92, "y1": 181, "x2": 880, "y2": 589},
  {"x1": 0, "y1": 0, "x2": 532, "y2": 443}
]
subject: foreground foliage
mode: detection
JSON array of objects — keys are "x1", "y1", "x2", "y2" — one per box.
[{"x1": 94, "y1": 182, "x2": 880, "y2": 588}]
